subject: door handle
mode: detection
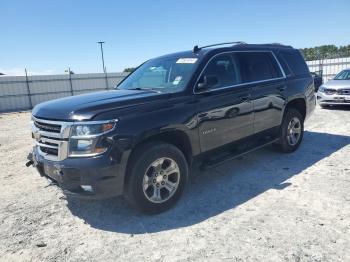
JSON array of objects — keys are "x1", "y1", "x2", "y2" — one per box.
[
  {"x1": 277, "y1": 86, "x2": 286, "y2": 92},
  {"x1": 239, "y1": 95, "x2": 251, "y2": 102}
]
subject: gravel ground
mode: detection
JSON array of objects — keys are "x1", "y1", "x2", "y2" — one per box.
[{"x1": 0, "y1": 106, "x2": 350, "y2": 262}]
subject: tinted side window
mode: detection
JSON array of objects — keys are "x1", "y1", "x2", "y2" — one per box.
[
  {"x1": 199, "y1": 54, "x2": 241, "y2": 89},
  {"x1": 276, "y1": 53, "x2": 292, "y2": 76},
  {"x1": 236, "y1": 52, "x2": 283, "y2": 83},
  {"x1": 280, "y1": 50, "x2": 309, "y2": 76}
]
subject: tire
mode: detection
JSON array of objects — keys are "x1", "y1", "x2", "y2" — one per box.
[
  {"x1": 125, "y1": 142, "x2": 188, "y2": 214},
  {"x1": 276, "y1": 108, "x2": 304, "y2": 153}
]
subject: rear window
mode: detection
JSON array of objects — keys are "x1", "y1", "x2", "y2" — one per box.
[
  {"x1": 280, "y1": 50, "x2": 309, "y2": 76},
  {"x1": 235, "y1": 52, "x2": 283, "y2": 83}
]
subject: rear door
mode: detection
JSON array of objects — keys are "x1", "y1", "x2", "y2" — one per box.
[
  {"x1": 195, "y1": 53, "x2": 254, "y2": 152},
  {"x1": 235, "y1": 51, "x2": 286, "y2": 134}
]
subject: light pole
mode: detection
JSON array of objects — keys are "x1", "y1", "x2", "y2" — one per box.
[
  {"x1": 97, "y1": 41, "x2": 109, "y2": 89},
  {"x1": 97, "y1": 41, "x2": 106, "y2": 73}
]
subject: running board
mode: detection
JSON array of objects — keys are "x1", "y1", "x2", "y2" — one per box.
[{"x1": 200, "y1": 138, "x2": 279, "y2": 170}]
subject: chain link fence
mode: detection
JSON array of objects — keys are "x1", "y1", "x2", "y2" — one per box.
[
  {"x1": 0, "y1": 72, "x2": 128, "y2": 112},
  {"x1": 306, "y1": 56, "x2": 350, "y2": 82},
  {"x1": 1, "y1": 56, "x2": 350, "y2": 112}
]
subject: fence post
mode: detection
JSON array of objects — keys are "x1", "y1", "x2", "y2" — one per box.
[
  {"x1": 25, "y1": 68, "x2": 33, "y2": 109},
  {"x1": 68, "y1": 67, "x2": 74, "y2": 96},
  {"x1": 318, "y1": 56, "x2": 324, "y2": 81}
]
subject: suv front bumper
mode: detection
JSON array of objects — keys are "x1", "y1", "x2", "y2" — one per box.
[
  {"x1": 317, "y1": 92, "x2": 350, "y2": 105},
  {"x1": 28, "y1": 147, "x2": 127, "y2": 199}
]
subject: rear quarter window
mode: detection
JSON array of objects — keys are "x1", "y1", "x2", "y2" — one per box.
[{"x1": 280, "y1": 50, "x2": 310, "y2": 76}]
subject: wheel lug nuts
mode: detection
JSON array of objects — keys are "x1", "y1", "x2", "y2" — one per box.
[
  {"x1": 163, "y1": 175, "x2": 167, "y2": 179},
  {"x1": 161, "y1": 181, "x2": 165, "y2": 185},
  {"x1": 156, "y1": 183, "x2": 160, "y2": 187}
]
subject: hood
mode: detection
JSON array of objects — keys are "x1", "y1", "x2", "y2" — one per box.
[
  {"x1": 323, "y1": 80, "x2": 350, "y2": 89},
  {"x1": 32, "y1": 89, "x2": 168, "y2": 121}
]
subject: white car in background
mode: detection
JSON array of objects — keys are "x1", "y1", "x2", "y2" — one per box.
[{"x1": 317, "y1": 69, "x2": 350, "y2": 108}]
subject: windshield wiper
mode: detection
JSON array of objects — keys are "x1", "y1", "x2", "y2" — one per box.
[{"x1": 128, "y1": 87, "x2": 161, "y2": 93}]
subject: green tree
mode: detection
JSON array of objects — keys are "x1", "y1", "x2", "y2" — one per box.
[
  {"x1": 300, "y1": 44, "x2": 350, "y2": 60},
  {"x1": 123, "y1": 67, "x2": 136, "y2": 73}
]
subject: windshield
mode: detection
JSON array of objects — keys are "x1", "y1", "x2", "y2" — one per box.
[
  {"x1": 334, "y1": 70, "x2": 350, "y2": 80},
  {"x1": 118, "y1": 56, "x2": 199, "y2": 92}
]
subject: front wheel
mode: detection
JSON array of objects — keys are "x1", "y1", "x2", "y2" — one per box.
[
  {"x1": 276, "y1": 108, "x2": 304, "y2": 153},
  {"x1": 125, "y1": 142, "x2": 188, "y2": 214}
]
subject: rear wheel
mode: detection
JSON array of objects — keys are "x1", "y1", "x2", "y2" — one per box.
[
  {"x1": 276, "y1": 108, "x2": 304, "y2": 153},
  {"x1": 125, "y1": 142, "x2": 188, "y2": 214}
]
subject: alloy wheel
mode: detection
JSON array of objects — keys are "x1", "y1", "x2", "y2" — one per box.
[
  {"x1": 142, "y1": 157, "x2": 180, "y2": 203},
  {"x1": 287, "y1": 117, "x2": 301, "y2": 146}
]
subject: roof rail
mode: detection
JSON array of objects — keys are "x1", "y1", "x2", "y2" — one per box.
[
  {"x1": 193, "y1": 41, "x2": 246, "y2": 53},
  {"x1": 262, "y1": 43, "x2": 292, "y2": 48}
]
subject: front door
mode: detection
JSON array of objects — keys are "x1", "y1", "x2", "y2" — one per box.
[{"x1": 195, "y1": 53, "x2": 254, "y2": 152}]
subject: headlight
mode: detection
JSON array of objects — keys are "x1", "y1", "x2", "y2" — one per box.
[
  {"x1": 318, "y1": 86, "x2": 336, "y2": 94},
  {"x1": 71, "y1": 122, "x2": 115, "y2": 137},
  {"x1": 69, "y1": 120, "x2": 117, "y2": 157}
]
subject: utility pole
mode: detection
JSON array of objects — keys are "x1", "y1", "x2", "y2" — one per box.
[
  {"x1": 67, "y1": 67, "x2": 74, "y2": 96},
  {"x1": 97, "y1": 41, "x2": 109, "y2": 89},
  {"x1": 25, "y1": 68, "x2": 33, "y2": 109},
  {"x1": 97, "y1": 41, "x2": 106, "y2": 73}
]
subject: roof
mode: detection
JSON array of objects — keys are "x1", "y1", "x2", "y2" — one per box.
[{"x1": 155, "y1": 42, "x2": 294, "y2": 60}]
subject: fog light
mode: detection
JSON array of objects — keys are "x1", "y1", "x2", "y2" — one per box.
[{"x1": 80, "y1": 185, "x2": 93, "y2": 193}]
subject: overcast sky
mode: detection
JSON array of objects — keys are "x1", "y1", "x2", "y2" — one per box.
[{"x1": 1, "y1": 0, "x2": 349, "y2": 76}]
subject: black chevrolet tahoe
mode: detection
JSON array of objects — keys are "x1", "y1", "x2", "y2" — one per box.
[{"x1": 28, "y1": 42, "x2": 315, "y2": 213}]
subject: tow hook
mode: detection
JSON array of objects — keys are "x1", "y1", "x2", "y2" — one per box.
[
  {"x1": 26, "y1": 153, "x2": 34, "y2": 167},
  {"x1": 26, "y1": 160, "x2": 34, "y2": 167}
]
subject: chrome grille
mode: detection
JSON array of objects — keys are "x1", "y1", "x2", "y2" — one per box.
[
  {"x1": 34, "y1": 121, "x2": 61, "y2": 133},
  {"x1": 337, "y1": 89, "x2": 350, "y2": 95},
  {"x1": 31, "y1": 117, "x2": 72, "y2": 161},
  {"x1": 40, "y1": 146, "x2": 59, "y2": 156}
]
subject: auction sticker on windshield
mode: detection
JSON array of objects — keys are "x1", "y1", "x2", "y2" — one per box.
[{"x1": 176, "y1": 58, "x2": 198, "y2": 64}]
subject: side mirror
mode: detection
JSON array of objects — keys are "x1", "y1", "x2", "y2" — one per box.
[{"x1": 197, "y1": 75, "x2": 219, "y2": 90}]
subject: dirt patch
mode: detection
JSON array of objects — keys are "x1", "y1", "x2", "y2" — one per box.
[{"x1": 0, "y1": 106, "x2": 349, "y2": 261}]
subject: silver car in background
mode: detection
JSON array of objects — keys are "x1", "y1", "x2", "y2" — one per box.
[{"x1": 317, "y1": 69, "x2": 350, "y2": 108}]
